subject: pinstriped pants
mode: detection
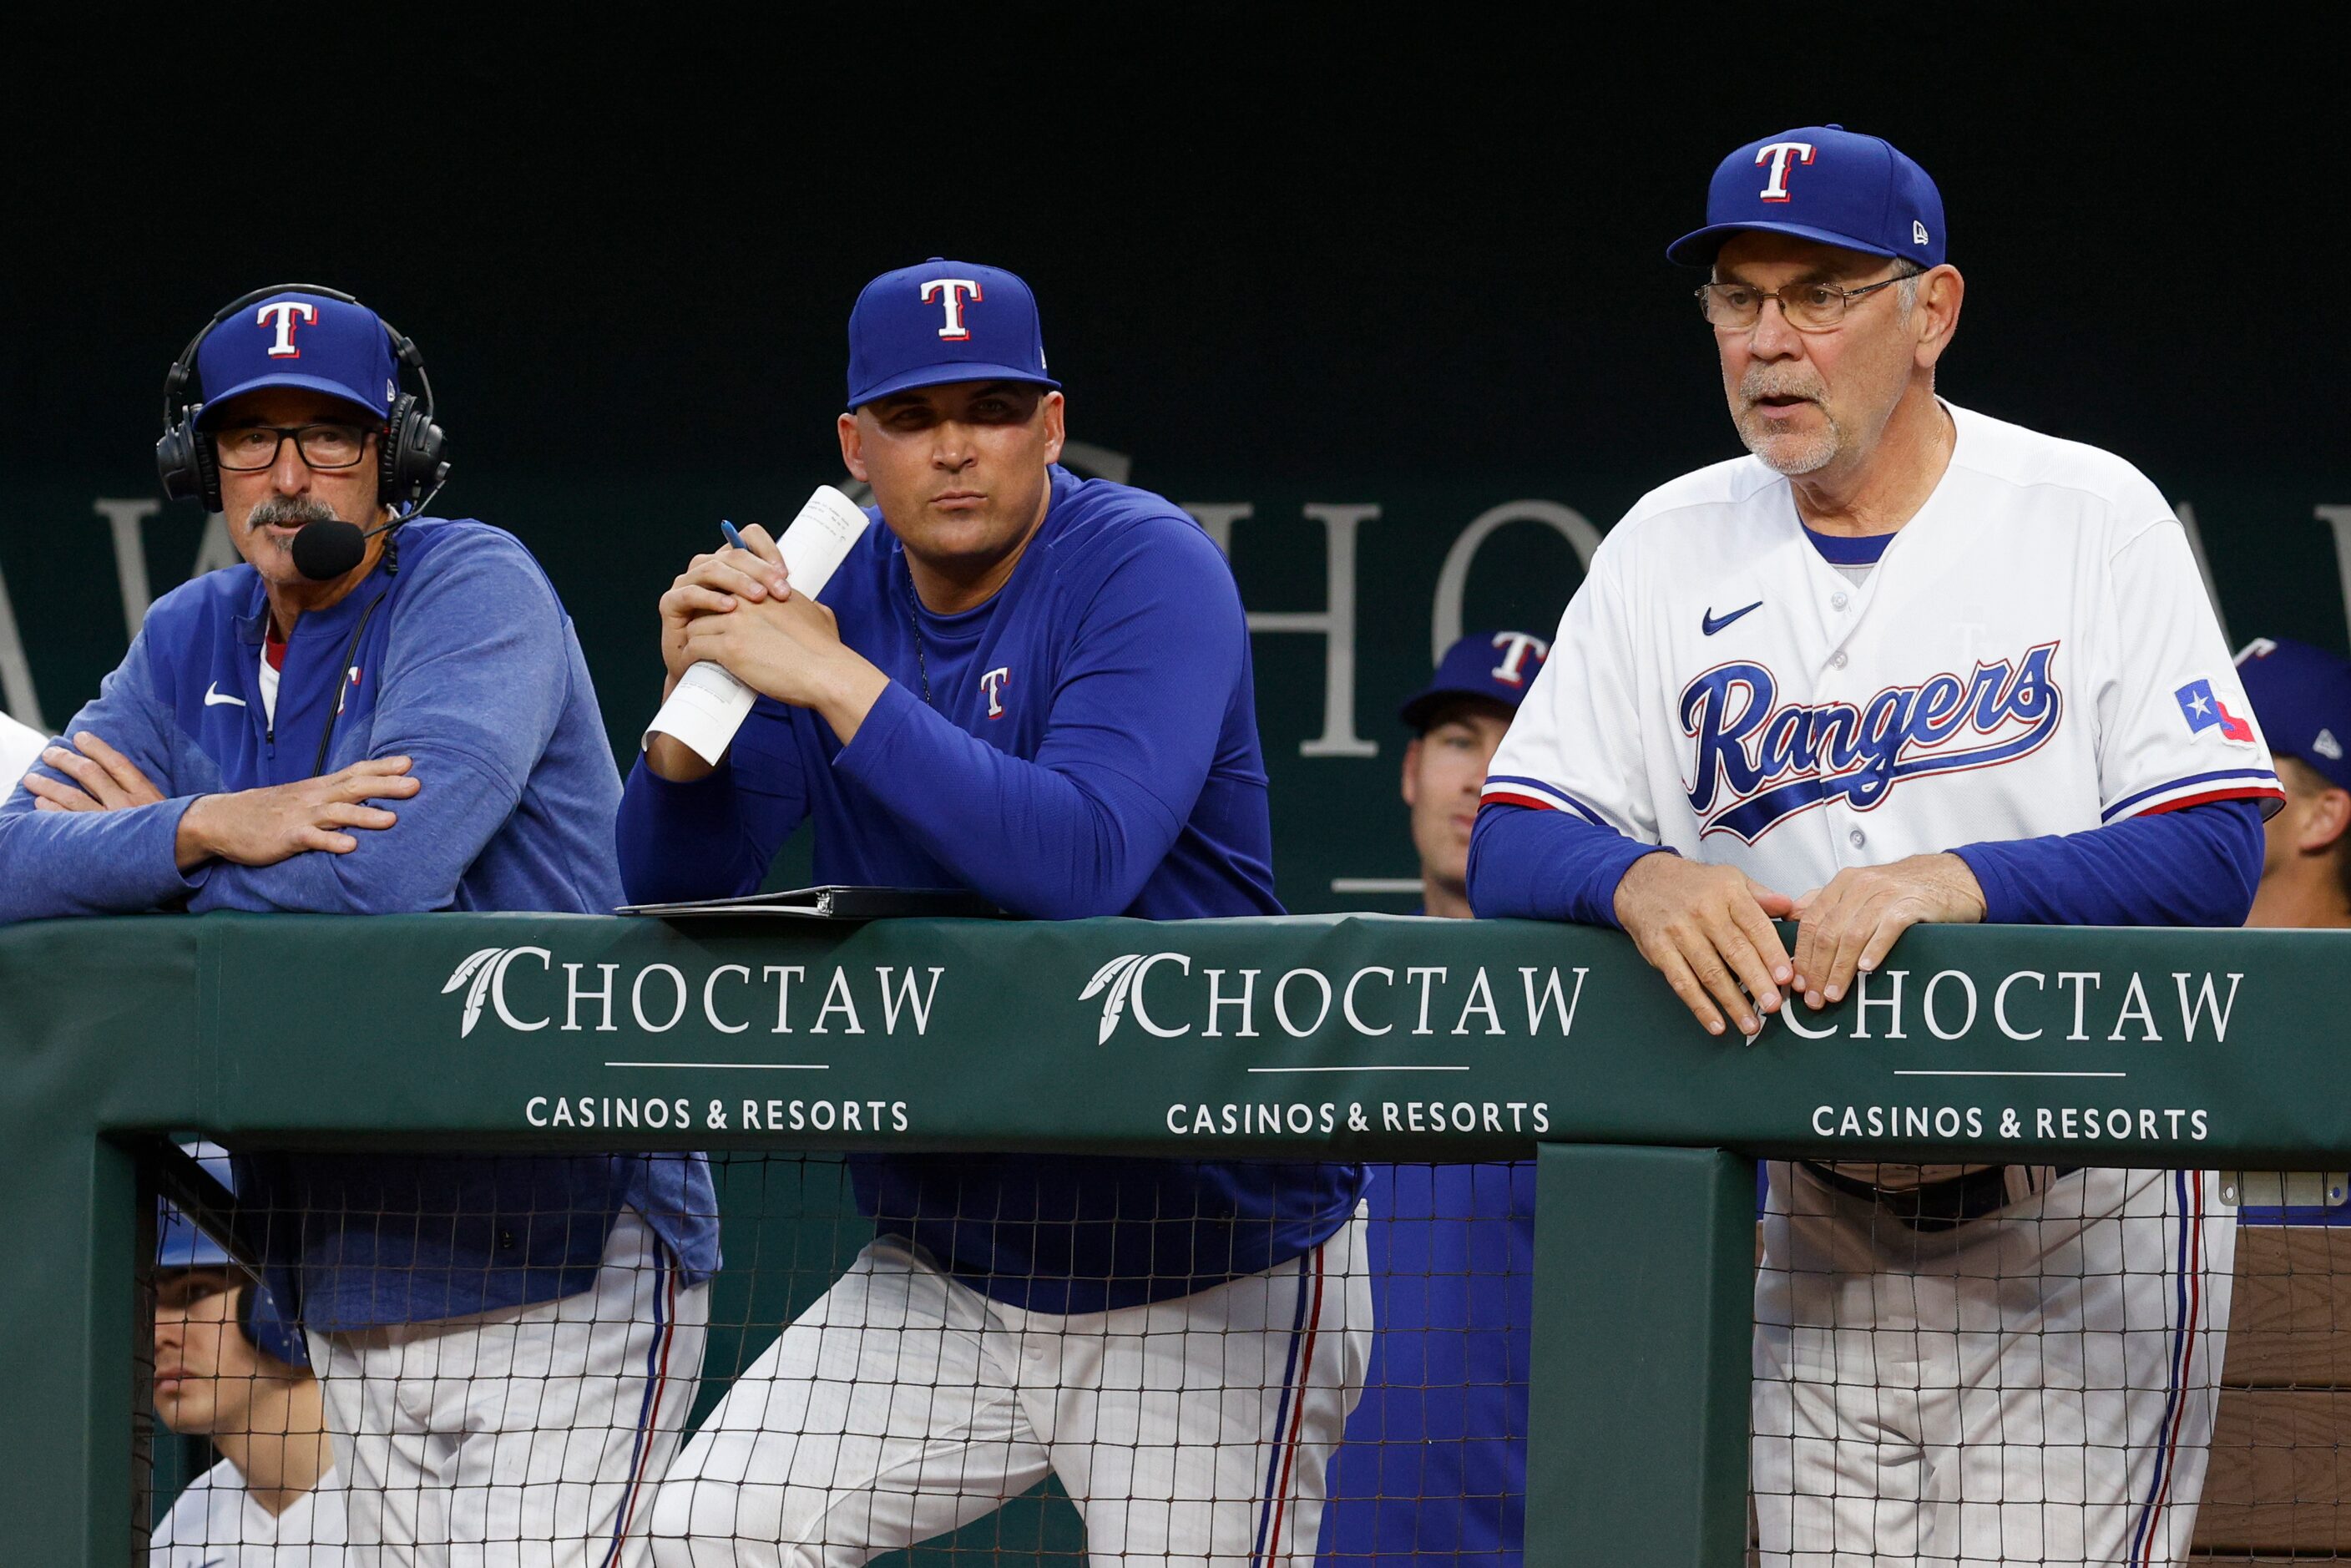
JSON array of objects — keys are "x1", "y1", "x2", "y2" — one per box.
[
  {"x1": 1752, "y1": 1164, "x2": 2234, "y2": 1568},
  {"x1": 312, "y1": 1209, "x2": 710, "y2": 1568},
  {"x1": 650, "y1": 1211, "x2": 1371, "y2": 1567}
]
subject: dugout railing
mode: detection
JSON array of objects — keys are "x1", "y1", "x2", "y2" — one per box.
[{"x1": 3, "y1": 911, "x2": 2341, "y2": 1564}]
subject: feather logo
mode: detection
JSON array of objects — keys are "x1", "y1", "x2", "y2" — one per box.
[
  {"x1": 440, "y1": 947, "x2": 553, "y2": 1039},
  {"x1": 1080, "y1": 954, "x2": 1143, "y2": 1044},
  {"x1": 1079, "y1": 953, "x2": 1191, "y2": 1044}
]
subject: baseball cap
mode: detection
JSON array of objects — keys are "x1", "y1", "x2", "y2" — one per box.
[
  {"x1": 847, "y1": 259, "x2": 1060, "y2": 410},
  {"x1": 155, "y1": 1141, "x2": 308, "y2": 1369},
  {"x1": 194, "y1": 290, "x2": 400, "y2": 428},
  {"x1": 1667, "y1": 124, "x2": 1945, "y2": 271},
  {"x1": 2237, "y1": 637, "x2": 2351, "y2": 791},
  {"x1": 1399, "y1": 631, "x2": 1550, "y2": 731}
]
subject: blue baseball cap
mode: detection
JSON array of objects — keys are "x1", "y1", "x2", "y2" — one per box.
[
  {"x1": 1400, "y1": 630, "x2": 1550, "y2": 731},
  {"x1": 2237, "y1": 637, "x2": 2351, "y2": 792},
  {"x1": 193, "y1": 290, "x2": 400, "y2": 429},
  {"x1": 156, "y1": 1141, "x2": 308, "y2": 1369},
  {"x1": 847, "y1": 259, "x2": 1060, "y2": 410},
  {"x1": 1667, "y1": 124, "x2": 1945, "y2": 271}
]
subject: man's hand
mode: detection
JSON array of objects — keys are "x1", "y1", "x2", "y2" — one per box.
[
  {"x1": 678, "y1": 592, "x2": 891, "y2": 745},
  {"x1": 24, "y1": 732, "x2": 166, "y2": 812},
  {"x1": 174, "y1": 758, "x2": 421, "y2": 870},
  {"x1": 1612, "y1": 852, "x2": 1797, "y2": 1038},
  {"x1": 657, "y1": 524, "x2": 793, "y2": 693},
  {"x1": 1789, "y1": 852, "x2": 1987, "y2": 1009}
]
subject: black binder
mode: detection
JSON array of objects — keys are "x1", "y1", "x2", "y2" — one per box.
[{"x1": 615, "y1": 884, "x2": 1004, "y2": 921}]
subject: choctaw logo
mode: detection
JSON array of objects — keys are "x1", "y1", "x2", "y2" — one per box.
[
  {"x1": 443, "y1": 946, "x2": 553, "y2": 1039},
  {"x1": 1681, "y1": 642, "x2": 2063, "y2": 843},
  {"x1": 1082, "y1": 953, "x2": 1191, "y2": 1044}
]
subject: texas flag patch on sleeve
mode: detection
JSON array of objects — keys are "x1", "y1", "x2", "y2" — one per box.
[{"x1": 2176, "y1": 678, "x2": 2255, "y2": 743}]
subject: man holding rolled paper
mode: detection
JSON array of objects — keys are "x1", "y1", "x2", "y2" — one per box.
[{"x1": 621, "y1": 260, "x2": 1370, "y2": 1566}]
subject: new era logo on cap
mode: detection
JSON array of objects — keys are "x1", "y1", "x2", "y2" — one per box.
[
  {"x1": 847, "y1": 258, "x2": 1061, "y2": 409},
  {"x1": 1668, "y1": 124, "x2": 1946, "y2": 270}
]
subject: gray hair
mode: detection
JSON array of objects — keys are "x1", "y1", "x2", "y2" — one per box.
[{"x1": 1892, "y1": 257, "x2": 1926, "y2": 318}]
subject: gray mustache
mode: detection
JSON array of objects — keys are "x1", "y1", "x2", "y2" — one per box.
[
  {"x1": 1740, "y1": 377, "x2": 1823, "y2": 403},
  {"x1": 248, "y1": 497, "x2": 340, "y2": 529}
]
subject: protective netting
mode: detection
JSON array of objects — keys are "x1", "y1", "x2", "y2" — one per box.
[
  {"x1": 1750, "y1": 1160, "x2": 2351, "y2": 1566},
  {"x1": 138, "y1": 1153, "x2": 1531, "y2": 1565},
  {"x1": 140, "y1": 1153, "x2": 2351, "y2": 1565}
]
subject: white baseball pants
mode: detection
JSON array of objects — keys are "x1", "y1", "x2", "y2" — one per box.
[
  {"x1": 310, "y1": 1208, "x2": 710, "y2": 1568},
  {"x1": 1752, "y1": 1164, "x2": 2235, "y2": 1568},
  {"x1": 648, "y1": 1213, "x2": 1370, "y2": 1567}
]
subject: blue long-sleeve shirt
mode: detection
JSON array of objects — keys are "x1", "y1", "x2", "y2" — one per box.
[
  {"x1": 618, "y1": 465, "x2": 1364, "y2": 1311},
  {"x1": 1466, "y1": 796, "x2": 2263, "y2": 929},
  {"x1": 0, "y1": 519, "x2": 718, "y2": 1328}
]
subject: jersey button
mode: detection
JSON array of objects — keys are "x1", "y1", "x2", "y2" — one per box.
[
  {"x1": 1848, "y1": 828, "x2": 1866, "y2": 848},
  {"x1": 1829, "y1": 651, "x2": 1848, "y2": 669},
  {"x1": 1831, "y1": 591, "x2": 1849, "y2": 610}
]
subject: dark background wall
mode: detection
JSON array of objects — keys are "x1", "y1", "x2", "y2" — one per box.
[{"x1": 3, "y1": 17, "x2": 2343, "y2": 909}]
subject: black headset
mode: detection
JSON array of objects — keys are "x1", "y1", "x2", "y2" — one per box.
[{"x1": 155, "y1": 283, "x2": 450, "y2": 515}]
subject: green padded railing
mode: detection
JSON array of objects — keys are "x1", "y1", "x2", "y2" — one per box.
[{"x1": 5, "y1": 913, "x2": 2343, "y2": 1564}]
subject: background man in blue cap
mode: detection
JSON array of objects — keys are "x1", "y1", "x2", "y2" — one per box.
[
  {"x1": 624, "y1": 259, "x2": 1369, "y2": 1567},
  {"x1": 1319, "y1": 630, "x2": 1545, "y2": 1566},
  {"x1": 1474, "y1": 128, "x2": 2273, "y2": 1565},
  {"x1": 0, "y1": 288, "x2": 719, "y2": 1565},
  {"x1": 2239, "y1": 638, "x2": 2351, "y2": 928},
  {"x1": 149, "y1": 1143, "x2": 346, "y2": 1564},
  {"x1": 1398, "y1": 631, "x2": 1550, "y2": 920}
]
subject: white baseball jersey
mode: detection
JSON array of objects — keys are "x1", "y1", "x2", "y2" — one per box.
[
  {"x1": 1485, "y1": 401, "x2": 2283, "y2": 886},
  {"x1": 0, "y1": 711, "x2": 44, "y2": 791},
  {"x1": 149, "y1": 1459, "x2": 349, "y2": 1565}
]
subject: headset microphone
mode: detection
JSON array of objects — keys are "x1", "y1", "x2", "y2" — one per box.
[{"x1": 289, "y1": 498, "x2": 437, "y2": 583}]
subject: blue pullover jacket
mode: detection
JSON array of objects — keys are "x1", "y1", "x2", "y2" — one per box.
[
  {"x1": 617, "y1": 467, "x2": 1366, "y2": 1312},
  {"x1": 0, "y1": 519, "x2": 719, "y2": 1328}
]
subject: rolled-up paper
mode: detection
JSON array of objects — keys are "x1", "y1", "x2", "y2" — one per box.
[{"x1": 645, "y1": 485, "x2": 874, "y2": 765}]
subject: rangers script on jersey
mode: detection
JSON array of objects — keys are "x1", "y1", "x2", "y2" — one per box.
[{"x1": 1486, "y1": 402, "x2": 2283, "y2": 892}]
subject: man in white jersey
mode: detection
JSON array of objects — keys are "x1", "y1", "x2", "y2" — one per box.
[
  {"x1": 1472, "y1": 124, "x2": 2281, "y2": 1566},
  {"x1": 150, "y1": 1146, "x2": 347, "y2": 1565},
  {"x1": 0, "y1": 711, "x2": 42, "y2": 788}
]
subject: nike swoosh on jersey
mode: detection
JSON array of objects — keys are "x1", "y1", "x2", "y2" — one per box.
[
  {"x1": 203, "y1": 682, "x2": 246, "y2": 708},
  {"x1": 1701, "y1": 600, "x2": 1763, "y2": 635}
]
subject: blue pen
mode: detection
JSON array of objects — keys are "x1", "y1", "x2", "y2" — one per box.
[{"x1": 720, "y1": 519, "x2": 747, "y2": 551}]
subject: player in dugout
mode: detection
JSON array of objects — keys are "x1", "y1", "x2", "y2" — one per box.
[
  {"x1": 149, "y1": 1144, "x2": 346, "y2": 1565},
  {"x1": 1318, "y1": 631, "x2": 1547, "y2": 1567},
  {"x1": 1470, "y1": 127, "x2": 2278, "y2": 1566},
  {"x1": 2237, "y1": 638, "x2": 2351, "y2": 931},
  {"x1": 0, "y1": 287, "x2": 719, "y2": 1565},
  {"x1": 617, "y1": 259, "x2": 1371, "y2": 1566}
]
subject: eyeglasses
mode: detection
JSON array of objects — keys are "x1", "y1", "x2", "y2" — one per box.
[
  {"x1": 213, "y1": 422, "x2": 373, "y2": 473},
  {"x1": 1695, "y1": 274, "x2": 1909, "y2": 333}
]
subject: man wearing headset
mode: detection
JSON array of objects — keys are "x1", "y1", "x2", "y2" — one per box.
[{"x1": 0, "y1": 288, "x2": 719, "y2": 1566}]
